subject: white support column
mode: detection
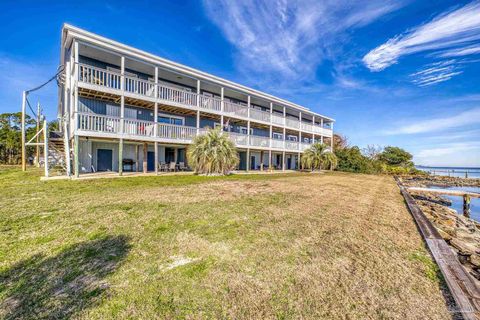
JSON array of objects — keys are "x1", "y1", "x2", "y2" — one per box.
[
  {"x1": 43, "y1": 120, "x2": 49, "y2": 178},
  {"x1": 247, "y1": 95, "x2": 251, "y2": 149},
  {"x1": 282, "y1": 151, "x2": 286, "y2": 171},
  {"x1": 299, "y1": 111, "x2": 302, "y2": 148},
  {"x1": 196, "y1": 80, "x2": 200, "y2": 134},
  {"x1": 330, "y1": 122, "x2": 334, "y2": 151},
  {"x1": 154, "y1": 141, "x2": 159, "y2": 174},
  {"x1": 282, "y1": 106, "x2": 286, "y2": 150},
  {"x1": 220, "y1": 87, "x2": 224, "y2": 128},
  {"x1": 269, "y1": 102, "x2": 273, "y2": 149},
  {"x1": 154, "y1": 67, "x2": 159, "y2": 174},
  {"x1": 154, "y1": 67, "x2": 158, "y2": 136},
  {"x1": 73, "y1": 41, "x2": 79, "y2": 132},
  {"x1": 119, "y1": 56, "x2": 125, "y2": 176},
  {"x1": 312, "y1": 115, "x2": 315, "y2": 143},
  {"x1": 320, "y1": 118, "x2": 324, "y2": 144}
]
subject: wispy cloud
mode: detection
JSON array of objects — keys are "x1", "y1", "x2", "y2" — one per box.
[
  {"x1": 203, "y1": 0, "x2": 402, "y2": 82},
  {"x1": 438, "y1": 44, "x2": 480, "y2": 57},
  {"x1": 410, "y1": 60, "x2": 463, "y2": 86},
  {"x1": 363, "y1": 1, "x2": 480, "y2": 71},
  {"x1": 414, "y1": 142, "x2": 480, "y2": 166},
  {"x1": 386, "y1": 107, "x2": 480, "y2": 135}
]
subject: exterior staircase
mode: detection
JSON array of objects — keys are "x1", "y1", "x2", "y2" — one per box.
[{"x1": 47, "y1": 131, "x2": 69, "y2": 174}]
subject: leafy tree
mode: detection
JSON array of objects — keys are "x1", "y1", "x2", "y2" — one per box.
[
  {"x1": 378, "y1": 146, "x2": 413, "y2": 167},
  {"x1": 301, "y1": 142, "x2": 338, "y2": 171},
  {"x1": 335, "y1": 146, "x2": 374, "y2": 173},
  {"x1": 0, "y1": 112, "x2": 36, "y2": 164},
  {"x1": 187, "y1": 127, "x2": 239, "y2": 175}
]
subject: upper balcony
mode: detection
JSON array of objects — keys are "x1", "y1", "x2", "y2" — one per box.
[
  {"x1": 76, "y1": 63, "x2": 333, "y2": 137},
  {"x1": 76, "y1": 112, "x2": 329, "y2": 153}
]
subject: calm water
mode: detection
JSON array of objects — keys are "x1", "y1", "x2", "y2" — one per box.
[
  {"x1": 416, "y1": 166, "x2": 480, "y2": 179},
  {"x1": 429, "y1": 186, "x2": 480, "y2": 222}
]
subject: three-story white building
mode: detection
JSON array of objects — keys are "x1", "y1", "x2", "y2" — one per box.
[{"x1": 59, "y1": 24, "x2": 334, "y2": 176}]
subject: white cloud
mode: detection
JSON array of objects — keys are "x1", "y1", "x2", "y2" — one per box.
[
  {"x1": 438, "y1": 44, "x2": 480, "y2": 57},
  {"x1": 386, "y1": 107, "x2": 480, "y2": 135},
  {"x1": 414, "y1": 142, "x2": 480, "y2": 167},
  {"x1": 410, "y1": 60, "x2": 463, "y2": 86},
  {"x1": 363, "y1": 1, "x2": 480, "y2": 71},
  {"x1": 203, "y1": 0, "x2": 402, "y2": 81}
]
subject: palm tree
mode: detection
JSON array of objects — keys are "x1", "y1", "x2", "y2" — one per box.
[
  {"x1": 187, "y1": 127, "x2": 239, "y2": 175},
  {"x1": 301, "y1": 142, "x2": 338, "y2": 171}
]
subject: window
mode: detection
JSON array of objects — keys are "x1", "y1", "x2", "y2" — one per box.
[
  {"x1": 107, "y1": 66, "x2": 137, "y2": 78},
  {"x1": 106, "y1": 104, "x2": 120, "y2": 117},
  {"x1": 124, "y1": 107, "x2": 137, "y2": 119},
  {"x1": 158, "y1": 113, "x2": 184, "y2": 125},
  {"x1": 287, "y1": 135, "x2": 298, "y2": 142},
  {"x1": 214, "y1": 122, "x2": 222, "y2": 129},
  {"x1": 273, "y1": 133, "x2": 283, "y2": 140},
  {"x1": 240, "y1": 126, "x2": 253, "y2": 135},
  {"x1": 304, "y1": 137, "x2": 310, "y2": 143}
]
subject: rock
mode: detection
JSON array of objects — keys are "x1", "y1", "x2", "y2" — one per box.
[
  {"x1": 437, "y1": 228, "x2": 453, "y2": 241},
  {"x1": 470, "y1": 254, "x2": 480, "y2": 268},
  {"x1": 450, "y1": 238, "x2": 477, "y2": 255}
]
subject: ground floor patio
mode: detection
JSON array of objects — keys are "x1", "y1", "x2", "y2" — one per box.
[{"x1": 75, "y1": 137, "x2": 302, "y2": 176}]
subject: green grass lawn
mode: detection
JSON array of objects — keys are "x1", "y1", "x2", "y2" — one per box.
[{"x1": 0, "y1": 166, "x2": 452, "y2": 319}]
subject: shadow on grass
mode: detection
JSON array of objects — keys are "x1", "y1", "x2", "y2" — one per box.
[{"x1": 0, "y1": 235, "x2": 130, "y2": 320}]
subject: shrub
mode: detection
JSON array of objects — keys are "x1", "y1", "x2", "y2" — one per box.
[{"x1": 186, "y1": 128, "x2": 239, "y2": 175}]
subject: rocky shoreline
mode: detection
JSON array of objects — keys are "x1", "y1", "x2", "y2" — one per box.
[{"x1": 399, "y1": 176, "x2": 480, "y2": 282}]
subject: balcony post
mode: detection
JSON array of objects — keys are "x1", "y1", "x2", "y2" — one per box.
[
  {"x1": 143, "y1": 142, "x2": 148, "y2": 174},
  {"x1": 196, "y1": 80, "x2": 200, "y2": 135},
  {"x1": 73, "y1": 41, "x2": 79, "y2": 132},
  {"x1": 154, "y1": 67, "x2": 159, "y2": 175},
  {"x1": 269, "y1": 102, "x2": 273, "y2": 149},
  {"x1": 74, "y1": 135, "x2": 79, "y2": 178},
  {"x1": 312, "y1": 115, "x2": 315, "y2": 143},
  {"x1": 282, "y1": 151, "x2": 286, "y2": 171},
  {"x1": 320, "y1": 118, "x2": 324, "y2": 144},
  {"x1": 282, "y1": 106, "x2": 286, "y2": 150},
  {"x1": 119, "y1": 56, "x2": 125, "y2": 176},
  {"x1": 331, "y1": 122, "x2": 334, "y2": 152},
  {"x1": 247, "y1": 95, "x2": 251, "y2": 164},
  {"x1": 220, "y1": 87, "x2": 224, "y2": 128}
]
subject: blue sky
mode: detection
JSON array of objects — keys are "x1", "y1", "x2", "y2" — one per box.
[{"x1": 0, "y1": 0, "x2": 479, "y2": 167}]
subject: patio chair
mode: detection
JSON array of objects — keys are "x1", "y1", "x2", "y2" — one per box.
[
  {"x1": 168, "y1": 162, "x2": 176, "y2": 172},
  {"x1": 178, "y1": 162, "x2": 188, "y2": 171}
]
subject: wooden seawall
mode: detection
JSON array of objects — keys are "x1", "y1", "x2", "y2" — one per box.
[{"x1": 396, "y1": 178, "x2": 480, "y2": 320}]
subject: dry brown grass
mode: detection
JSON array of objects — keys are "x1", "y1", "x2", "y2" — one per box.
[{"x1": 0, "y1": 168, "x2": 452, "y2": 319}]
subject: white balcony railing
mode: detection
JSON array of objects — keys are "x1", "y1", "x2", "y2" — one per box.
[
  {"x1": 228, "y1": 132, "x2": 248, "y2": 146},
  {"x1": 285, "y1": 141, "x2": 299, "y2": 151},
  {"x1": 285, "y1": 118, "x2": 300, "y2": 129},
  {"x1": 124, "y1": 119, "x2": 155, "y2": 137},
  {"x1": 271, "y1": 139, "x2": 284, "y2": 149},
  {"x1": 78, "y1": 64, "x2": 121, "y2": 90},
  {"x1": 249, "y1": 108, "x2": 271, "y2": 122},
  {"x1": 199, "y1": 95, "x2": 222, "y2": 112},
  {"x1": 249, "y1": 135, "x2": 269, "y2": 148},
  {"x1": 157, "y1": 123, "x2": 197, "y2": 141},
  {"x1": 77, "y1": 64, "x2": 332, "y2": 136},
  {"x1": 77, "y1": 113, "x2": 323, "y2": 150},
  {"x1": 78, "y1": 113, "x2": 121, "y2": 133},
  {"x1": 125, "y1": 76, "x2": 156, "y2": 98},
  {"x1": 158, "y1": 85, "x2": 197, "y2": 107},
  {"x1": 271, "y1": 113, "x2": 285, "y2": 126},
  {"x1": 224, "y1": 101, "x2": 248, "y2": 118}
]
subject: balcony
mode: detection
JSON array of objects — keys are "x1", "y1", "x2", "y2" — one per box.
[
  {"x1": 77, "y1": 64, "x2": 332, "y2": 137},
  {"x1": 76, "y1": 113, "x2": 323, "y2": 152}
]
